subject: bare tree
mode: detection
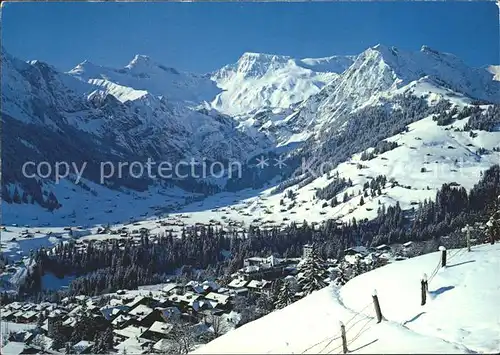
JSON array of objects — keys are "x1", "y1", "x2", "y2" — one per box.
[
  {"x1": 163, "y1": 319, "x2": 197, "y2": 354},
  {"x1": 206, "y1": 314, "x2": 229, "y2": 339},
  {"x1": 31, "y1": 335, "x2": 48, "y2": 352}
]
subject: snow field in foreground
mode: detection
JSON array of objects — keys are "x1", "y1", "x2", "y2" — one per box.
[{"x1": 194, "y1": 243, "x2": 500, "y2": 354}]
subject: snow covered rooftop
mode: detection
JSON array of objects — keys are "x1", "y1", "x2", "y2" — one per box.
[{"x1": 147, "y1": 321, "x2": 174, "y2": 336}]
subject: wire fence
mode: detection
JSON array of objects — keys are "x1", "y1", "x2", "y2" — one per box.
[
  {"x1": 301, "y1": 238, "x2": 491, "y2": 355},
  {"x1": 427, "y1": 240, "x2": 477, "y2": 283},
  {"x1": 299, "y1": 300, "x2": 374, "y2": 354}
]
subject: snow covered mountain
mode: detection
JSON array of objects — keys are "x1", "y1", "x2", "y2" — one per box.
[
  {"x1": 1, "y1": 47, "x2": 269, "y2": 208},
  {"x1": 2, "y1": 44, "x2": 499, "y2": 220},
  {"x1": 194, "y1": 243, "x2": 500, "y2": 354},
  {"x1": 68, "y1": 54, "x2": 220, "y2": 104},
  {"x1": 210, "y1": 52, "x2": 355, "y2": 144},
  {"x1": 277, "y1": 44, "x2": 500, "y2": 146},
  {"x1": 211, "y1": 52, "x2": 354, "y2": 116}
]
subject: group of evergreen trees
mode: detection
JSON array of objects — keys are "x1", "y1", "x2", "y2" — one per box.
[{"x1": 12, "y1": 165, "x2": 500, "y2": 305}]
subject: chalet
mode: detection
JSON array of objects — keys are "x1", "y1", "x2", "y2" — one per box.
[
  {"x1": 204, "y1": 292, "x2": 232, "y2": 308},
  {"x1": 113, "y1": 325, "x2": 148, "y2": 341},
  {"x1": 153, "y1": 339, "x2": 172, "y2": 353},
  {"x1": 9, "y1": 302, "x2": 23, "y2": 311},
  {"x1": 239, "y1": 262, "x2": 291, "y2": 281},
  {"x1": 246, "y1": 279, "x2": 272, "y2": 296},
  {"x1": 191, "y1": 299, "x2": 217, "y2": 314},
  {"x1": 18, "y1": 311, "x2": 38, "y2": 323},
  {"x1": 111, "y1": 314, "x2": 132, "y2": 329},
  {"x1": 157, "y1": 306, "x2": 181, "y2": 322},
  {"x1": 8, "y1": 331, "x2": 35, "y2": 344},
  {"x1": 70, "y1": 229, "x2": 91, "y2": 238},
  {"x1": 168, "y1": 291, "x2": 202, "y2": 309},
  {"x1": 375, "y1": 244, "x2": 391, "y2": 252},
  {"x1": 230, "y1": 287, "x2": 249, "y2": 297},
  {"x1": 403, "y1": 241, "x2": 413, "y2": 248},
  {"x1": 201, "y1": 281, "x2": 220, "y2": 293},
  {"x1": 62, "y1": 317, "x2": 78, "y2": 328},
  {"x1": 161, "y1": 283, "x2": 181, "y2": 295},
  {"x1": 72, "y1": 340, "x2": 94, "y2": 354},
  {"x1": 1, "y1": 310, "x2": 16, "y2": 321},
  {"x1": 344, "y1": 246, "x2": 370, "y2": 257},
  {"x1": 128, "y1": 305, "x2": 162, "y2": 327},
  {"x1": 126, "y1": 296, "x2": 154, "y2": 310},
  {"x1": 29, "y1": 334, "x2": 54, "y2": 351},
  {"x1": 227, "y1": 278, "x2": 249, "y2": 289},
  {"x1": 141, "y1": 321, "x2": 173, "y2": 341},
  {"x1": 116, "y1": 337, "x2": 154, "y2": 354},
  {"x1": 185, "y1": 281, "x2": 206, "y2": 294},
  {"x1": 100, "y1": 305, "x2": 130, "y2": 321},
  {"x1": 12, "y1": 311, "x2": 25, "y2": 322}
]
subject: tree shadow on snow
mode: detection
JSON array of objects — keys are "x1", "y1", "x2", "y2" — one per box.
[
  {"x1": 350, "y1": 338, "x2": 379, "y2": 352},
  {"x1": 429, "y1": 285, "x2": 455, "y2": 297},
  {"x1": 403, "y1": 311, "x2": 426, "y2": 326},
  {"x1": 447, "y1": 260, "x2": 476, "y2": 269}
]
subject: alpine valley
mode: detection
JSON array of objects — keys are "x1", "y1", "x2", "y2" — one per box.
[
  {"x1": 2, "y1": 44, "x2": 499, "y2": 227},
  {"x1": 1, "y1": 43, "x2": 500, "y2": 354}
]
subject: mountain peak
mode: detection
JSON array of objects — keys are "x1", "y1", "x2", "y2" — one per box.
[
  {"x1": 230, "y1": 52, "x2": 294, "y2": 79},
  {"x1": 68, "y1": 59, "x2": 104, "y2": 78},
  {"x1": 239, "y1": 52, "x2": 291, "y2": 61},
  {"x1": 420, "y1": 45, "x2": 438, "y2": 53},
  {"x1": 126, "y1": 54, "x2": 153, "y2": 70},
  {"x1": 366, "y1": 44, "x2": 400, "y2": 58}
]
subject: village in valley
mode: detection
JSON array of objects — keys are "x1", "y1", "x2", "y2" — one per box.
[
  {"x1": 0, "y1": 239, "x2": 413, "y2": 354},
  {"x1": 2, "y1": 1, "x2": 499, "y2": 354}
]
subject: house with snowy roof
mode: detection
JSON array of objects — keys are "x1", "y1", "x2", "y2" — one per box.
[
  {"x1": 128, "y1": 304, "x2": 162, "y2": 327},
  {"x1": 113, "y1": 324, "x2": 148, "y2": 341},
  {"x1": 71, "y1": 340, "x2": 94, "y2": 354},
  {"x1": 100, "y1": 305, "x2": 130, "y2": 321},
  {"x1": 111, "y1": 314, "x2": 132, "y2": 329},
  {"x1": 246, "y1": 279, "x2": 273, "y2": 296},
  {"x1": 115, "y1": 336, "x2": 153, "y2": 354},
  {"x1": 204, "y1": 292, "x2": 232, "y2": 309},
  {"x1": 141, "y1": 321, "x2": 174, "y2": 341},
  {"x1": 157, "y1": 306, "x2": 181, "y2": 322}
]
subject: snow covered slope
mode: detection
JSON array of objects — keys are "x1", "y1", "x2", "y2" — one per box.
[
  {"x1": 211, "y1": 52, "x2": 354, "y2": 116},
  {"x1": 143, "y1": 106, "x2": 499, "y2": 229},
  {"x1": 194, "y1": 243, "x2": 500, "y2": 354}
]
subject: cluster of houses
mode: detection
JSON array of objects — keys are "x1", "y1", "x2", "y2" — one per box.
[
  {"x1": 0, "y1": 252, "x2": 304, "y2": 355},
  {"x1": 1, "y1": 242, "x2": 410, "y2": 354},
  {"x1": 1, "y1": 280, "x2": 242, "y2": 354}
]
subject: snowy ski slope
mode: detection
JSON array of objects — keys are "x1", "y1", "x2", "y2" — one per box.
[{"x1": 194, "y1": 243, "x2": 500, "y2": 354}]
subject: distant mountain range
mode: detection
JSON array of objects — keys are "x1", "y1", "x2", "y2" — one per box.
[{"x1": 2, "y1": 44, "x2": 499, "y2": 219}]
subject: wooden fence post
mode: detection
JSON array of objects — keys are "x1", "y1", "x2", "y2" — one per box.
[
  {"x1": 487, "y1": 215, "x2": 497, "y2": 245},
  {"x1": 372, "y1": 289, "x2": 383, "y2": 323},
  {"x1": 421, "y1": 273, "x2": 428, "y2": 306},
  {"x1": 340, "y1": 321, "x2": 348, "y2": 354},
  {"x1": 439, "y1": 246, "x2": 447, "y2": 267}
]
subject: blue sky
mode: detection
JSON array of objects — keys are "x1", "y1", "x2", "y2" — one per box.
[{"x1": 1, "y1": 1, "x2": 498, "y2": 73}]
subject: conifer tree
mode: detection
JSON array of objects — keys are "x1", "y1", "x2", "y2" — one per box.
[
  {"x1": 334, "y1": 266, "x2": 348, "y2": 286},
  {"x1": 274, "y1": 281, "x2": 294, "y2": 309},
  {"x1": 297, "y1": 244, "x2": 327, "y2": 295}
]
